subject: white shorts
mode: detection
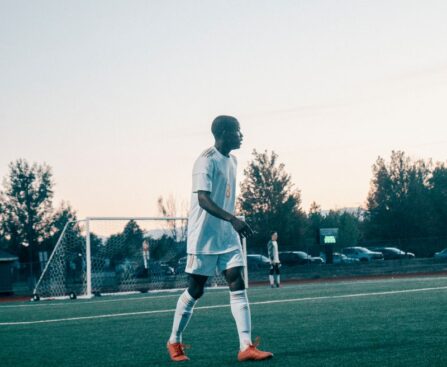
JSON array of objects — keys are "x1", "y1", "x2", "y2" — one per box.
[{"x1": 185, "y1": 249, "x2": 245, "y2": 277}]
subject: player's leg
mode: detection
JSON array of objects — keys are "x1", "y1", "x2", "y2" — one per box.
[
  {"x1": 269, "y1": 264, "x2": 275, "y2": 287},
  {"x1": 168, "y1": 254, "x2": 214, "y2": 361},
  {"x1": 223, "y1": 266, "x2": 252, "y2": 349},
  {"x1": 220, "y1": 251, "x2": 273, "y2": 361},
  {"x1": 274, "y1": 264, "x2": 280, "y2": 287},
  {"x1": 169, "y1": 273, "x2": 208, "y2": 342}
]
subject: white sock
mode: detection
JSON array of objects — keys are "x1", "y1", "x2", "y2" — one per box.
[
  {"x1": 169, "y1": 289, "x2": 197, "y2": 343},
  {"x1": 276, "y1": 274, "x2": 280, "y2": 285},
  {"x1": 230, "y1": 290, "x2": 252, "y2": 351},
  {"x1": 269, "y1": 275, "x2": 274, "y2": 286}
]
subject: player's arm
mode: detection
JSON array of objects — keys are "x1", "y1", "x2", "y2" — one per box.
[{"x1": 197, "y1": 190, "x2": 253, "y2": 238}]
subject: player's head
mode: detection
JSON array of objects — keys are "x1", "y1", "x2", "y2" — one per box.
[
  {"x1": 211, "y1": 115, "x2": 243, "y2": 150},
  {"x1": 270, "y1": 231, "x2": 278, "y2": 241}
]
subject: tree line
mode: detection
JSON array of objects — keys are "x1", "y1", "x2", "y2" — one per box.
[
  {"x1": 1, "y1": 150, "x2": 447, "y2": 265},
  {"x1": 239, "y1": 150, "x2": 447, "y2": 257}
]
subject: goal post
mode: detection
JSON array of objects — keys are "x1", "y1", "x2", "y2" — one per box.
[{"x1": 33, "y1": 216, "x2": 249, "y2": 300}]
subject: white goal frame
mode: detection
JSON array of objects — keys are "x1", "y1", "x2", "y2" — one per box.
[{"x1": 34, "y1": 216, "x2": 249, "y2": 299}]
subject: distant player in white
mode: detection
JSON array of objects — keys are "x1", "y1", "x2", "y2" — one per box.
[
  {"x1": 142, "y1": 239, "x2": 150, "y2": 270},
  {"x1": 267, "y1": 231, "x2": 281, "y2": 288},
  {"x1": 167, "y1": 116, "x2": 273, "y2": 362}
]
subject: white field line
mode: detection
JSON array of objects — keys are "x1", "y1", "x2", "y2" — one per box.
[
  {"x1": 0, "y1": 288, "x2": 228, "y2": 309},
  {"x1": 3, "y1": 274, "x2": 446, "y2": 310},
  {"x1": 1, "y1": 285, "x2": 447, "y2": 327},
  {"x1": 0, "y1": 294, "x2": 182, "y2": 309},
  {"x1": 1, "y1": 275, "x2": 446, "y2": 309}
]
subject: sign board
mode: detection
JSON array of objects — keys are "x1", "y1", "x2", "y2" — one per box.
[{"x1": 319, "y1": 228, "x2": 339, "y2": 245}]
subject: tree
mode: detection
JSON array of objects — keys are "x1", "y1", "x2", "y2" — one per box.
[
  {"x1": 321, "y1": 210, "x2": 362, "y2": 249},
  {"x1": 365, "y1": 151, "x2": 435, "y2": 241},
  {"x1": 428, "y1": 163, "x2": 447, "y2": 236},
  {"x1": 306, "y1": 203, "x2": 362, "y2": 251},
  {"x1": 238, "y1": 150, "x2": 307, "y2": 252},
  {"x1": 105, "y1": 220, "x2": 144, "y2": 266},
  {"x1": 122, "y1": 219, "x2": 144, "y2": 256},
  {"x1": 0, "y1": 160, "x2": 54, "y2": 268},
  {"x1": 46, "y1": 202, "x2": 79, "y2": 251},
  {"x1": 156, "y1": 195, "x2": 188, "y2": 262},
  {"x1": 157, "y1": 195, "x2": 188, "y2": 243}
]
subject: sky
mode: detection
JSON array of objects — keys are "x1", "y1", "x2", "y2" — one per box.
[{"x1": 1, "y1": 0, "x2": 447, "y2": 219}]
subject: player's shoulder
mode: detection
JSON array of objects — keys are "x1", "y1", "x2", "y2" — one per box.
[
  {"x1": 199, "y1": 147, "x2": 217, "y2": 159},
  {"x1": 193, "y1": 147, "x2": 216, "y2": 172}
]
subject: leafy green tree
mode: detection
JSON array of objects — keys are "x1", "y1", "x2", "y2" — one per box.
[
  {"x1": 105, "y1": 220, "x2": 143, "y2": 266},
  {"x1": 0, "y1": 160, "x2": 54, "y2": 266},
  {"x1": 306, "y1": 203, "x2": 362, "y2": 250},
  {"x1": 238, "y1": 150, "x2": 307, "y2": 252},
  {"x1": 122, "y1": 220, "x2": 144, "y2": 256},
  {"x1": 306, "y1": 202, "x2": 323, "y2": 244},
  {"x1": 365, "y1": 151, "x2": 435, "y2": 241},
  {"x1": 428, "y1": 163, "x2": 447, "y2": 236},
  {"x1": 45, "y1": 202, "x2": 79, "y2": 251},
  {"x1": 322, "y1": 210, "x2": 362, "y2": 248}
]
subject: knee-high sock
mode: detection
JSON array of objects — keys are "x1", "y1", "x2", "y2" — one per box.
[
  {"x1": 230, "y1": 290, "x2": 252, "y2": 350},
  {"x1": 169, "y1": 289, "x2": 197, "y2": 343},
  {"x1": 269, "y1": 275, "x2": 274, "y2": 286}
]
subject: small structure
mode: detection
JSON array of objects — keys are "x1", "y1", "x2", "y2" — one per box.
[
  {"x1": 0, "y1": 250, "x2": 19, "y2": 294},
  {"x1": 319, "y1": 228, "x2": 339, "y2": 264}
]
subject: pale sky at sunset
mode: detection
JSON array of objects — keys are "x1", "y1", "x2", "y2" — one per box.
[{"x1": 1, "y1": 1, "x2": 447, "y2": 219}]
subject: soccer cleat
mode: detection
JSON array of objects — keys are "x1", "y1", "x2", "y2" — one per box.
[
  {"x1": 167, "y1": 341, "x2": 190, "y2": 362},
  {"x1": 237, "y1": 339, "x2": 273, "y2": 362}
]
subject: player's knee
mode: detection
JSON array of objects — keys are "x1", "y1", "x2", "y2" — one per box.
[
  {"x1": 227, "y1": 273, "x2": 245, "y2": 292},
  {"x1": 229, "y1": 278, "x2": 245, "y2": 292},
  {"x1": 187, "y1": 285, "x2": 204, "y2": 300}
]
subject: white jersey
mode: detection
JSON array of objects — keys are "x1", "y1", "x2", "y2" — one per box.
[
  {"x1": 187, "y1": 146, "x2": 242, "y2": 254},
  {"x1": 271, "y1": 241, "x2": 280, "y2": 263},
  {"x1": 267, "y1": 240, "x2": 280, "y2": 263}
]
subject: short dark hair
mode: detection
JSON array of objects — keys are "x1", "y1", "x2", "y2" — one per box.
[
  {"x1": 211, "y1": 115, "x2": 238, "y2": 138},
  {"x1": 270, "y1": 231, "x2": 277, "y2": 237}
]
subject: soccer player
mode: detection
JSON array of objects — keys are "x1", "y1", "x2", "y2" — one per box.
[
  {"x1": 142, "y1": 239, "x2": 150, "y2": 270},
  {"x1": 267, "y1": 231, "x2": 281, "y2": 288},
  {"x1": 167, "y1": 115, "x2": 273, "y2": 362}
]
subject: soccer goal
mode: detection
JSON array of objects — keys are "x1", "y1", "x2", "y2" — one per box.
[{"x1": 33, "y1": 217, "x2": 248, "y2": 300}]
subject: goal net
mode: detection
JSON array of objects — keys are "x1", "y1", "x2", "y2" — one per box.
[{"x1": 33, "y1": 217, "x2": 248, "y2": 300}]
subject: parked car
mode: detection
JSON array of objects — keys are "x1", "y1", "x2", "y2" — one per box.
[
  {"x1": 246, "y1": 254, "x2": 271, "y2": 271},
  {"x1": 332, "y1": 252, "x2": 359, "y2": 264},
  {"x1": 434, "y1": 248, "x2": 447, "y2": 259},
  {"x1": 279, "y1": 251, "x2": 324, "y2": 266},
  {"x1": 341, "y1": 247, "x2": 384, "y2": 262},
  {"x1": 369, "y1": 247, "x2": 415, "y2": 260}
]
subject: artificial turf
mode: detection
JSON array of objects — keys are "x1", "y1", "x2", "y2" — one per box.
[{"x1": 1, "y1": 276, "x2": 446, "y2": 367}]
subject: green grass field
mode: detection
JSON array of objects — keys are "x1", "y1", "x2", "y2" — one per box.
[{"x1": 1, "y1": 276, "x2": 447, "y2": 367}]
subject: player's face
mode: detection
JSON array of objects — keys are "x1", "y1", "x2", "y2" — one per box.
[
  {"x1": 223, "y1": 121, "x2": 243, "y2": 150},
  {"x1": 272, "y1": 233, "x2": 278, "y2": 241}
]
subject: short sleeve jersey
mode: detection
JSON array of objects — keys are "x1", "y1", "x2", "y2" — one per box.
[
  {"x1": 187, "y1": 146, "x2": 242, "y2": 254},
  {"x1": 268, "y1": 241, "x2": 280, "y2": 263}
]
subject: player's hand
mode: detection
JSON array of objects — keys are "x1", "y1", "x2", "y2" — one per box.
[{"x1": 230, "y1": 217, "x2": 254, "y2": 238}]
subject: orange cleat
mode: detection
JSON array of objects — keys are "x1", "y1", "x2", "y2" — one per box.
[
  {"x1": 167, "y1": 341, "x2": 190, "y2": 362},
  {"x1": 237, "y1": 339, "x2": 273, "y2": 362}
]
